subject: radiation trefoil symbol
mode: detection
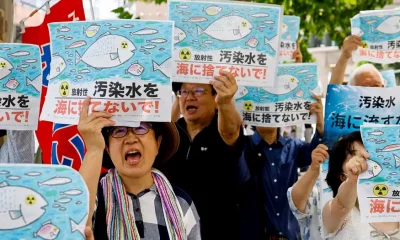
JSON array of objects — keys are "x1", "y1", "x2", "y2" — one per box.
[
  {"x1": 59, "y1": 82, "x2": 69, "y2": 97},
  {"x1": 243, "y1": 101, "x2": 253, "y2": 111},
  {"x1": 373, "y1": 184, "x2": 388, "y2": 197},
  {"x1": 179, "y1": 48, "x2": 191, "y2": 61}
]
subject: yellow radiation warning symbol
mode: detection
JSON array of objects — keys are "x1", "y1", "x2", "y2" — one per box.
[
  {"x1": 243, "y1": 101, "x2": 253, "y2": 111},
  {"x1": 59, "y1": 82, "x2": 69, "y2": 97},
  {"x1": 25, "y1": 195, "x2": 36, "y2": 205},
  {"x1": 373, "y1": 184, "x2": 388, "y2": 197},
  {"x1": 179, "y1": 48, "x2": 191, "y2": 61},
  {"x1": 361, "y1": 42, "x2": 368, "y2": 49}
]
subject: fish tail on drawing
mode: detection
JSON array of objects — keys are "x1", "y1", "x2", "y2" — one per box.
[
  {"x1": 75, "y1": 51, "x2": 82, "y2": 65},
  {"x1": 197, "y1": 25, "x2": 204, "y2": 36},
  {"x1": 152, "y1": 60, "x2": 160, "y2": 72}
]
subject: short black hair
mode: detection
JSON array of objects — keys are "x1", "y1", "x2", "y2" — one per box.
[
  {"x1": 326, "y1": 131, "x2": 362, "y2": 197},
  {"x1": 172, "y1": 82, "x2": 216, "y2": 95},
  {"x1": 0, "y1": 130, "x2": 6, "y2": 138}
]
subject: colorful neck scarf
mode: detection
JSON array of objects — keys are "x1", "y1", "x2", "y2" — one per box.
[{"x1": 101, "y1": 168, "x2": 187, "y2": 240}]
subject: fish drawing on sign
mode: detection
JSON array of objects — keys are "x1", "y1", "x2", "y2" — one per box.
[
  {"x1": 66, "y1": 40, "x2": 87, "y2": 49},
  {"x1": 0, "y1": 170, "x2": 10, "y2": 174},
  {"x1": 262, "y1": 20, "x2": 275, "y2": 25},
  {"x1": 297, "y1": 69, "x2": 310, "y2": 74},
  {"x1": 394, "y1": 154, "x2": 400, "y2": 168},
  {"x1": 84, "y1": 24, "x2": 100, "y2": 38},
  {"x1": 366, "y1": 19, "x2": 377, "y2": 25},
  {"x1": 130, "y1": 28, "x2": 158, "y2": 36},
  {"x1": 23, "y1": 59, "x2": 38, "y2": 63},
  {"x1": 4, "y1": 78, "x2": 20, "y2": 90},
  {"x1": 7, "y1": 176, "x2": 21, "y2": 180},
  {"x1": 376, "y1": 140, "x2": 387, "y2": 144},
  {"x1": 262, "y1": 75, "x2": 300, "y2": 95},
  {"x1": 61, "y1": 189, "x2": 83, "y2": 196},
  {"x1": 8, "y1": 51, "x2": 30, "y2": 57},
  {"x1": 75, "y1": 33, "x2": 136, "y2": 69},
  {"x1": 0, "y1": 182, "x2": 47, "y2": 230},
  {"x1": 176, "y1": 4, "x2": 189, "y2": 9},
  {"x1": 78, "y1": 69, "x2": 91, "y2": 74},
  {"x1": 153, "y1": 58, "x2": 172, "y2": 78},
  {"x1": 183, "y1": 17, "x2": 208, "y2": 23},
  {"x1": 59, "y1": 207, "x2": 66, "y2": 211},
  {"x1": 122, "y1": 24, "x2": 134, "y2": 28},
  {"x1": 55, "y1": 197, "x2": 72, "y2": 204},
  {"x1": 203, "y1": 5, "x2": 222, "y2": 16},
  {"x1": 126, "y1": 61, "x2": 145, "y2": 76},
  {"x1": 197, "y1": 16, "x2": 253, "y2": 41},
  {"x1": 38, "y1": 176, "x2": 72, "y2": 186},
  {"x1": 174, "y1": 27, "x2": 187, "y2": 44},
  {"x1": 246, "y1": 37, "x2": 259, "y2": 48},
  {"x1": 372, "y1": 16, "x2": 400, "y2": 34},
  {"x1": 147, "y1": 38, "x2": 167, "y2": 44},
  {"x1": 141, "y1": 45, "x2": 156, "y2": 49},
  {"x1": 58, "y1": 26, "x2": 71, "y2": 32},
  {"x1": 71, "y1": 214, "x2": 88, "y2": 236},
  {"x1": 352, "y1": 27, "x2": 364, "y2": 37},
  {"x1": 110, "y1": 27, "x2": 119, "y2": 30},
  {"x1": 367, "y1": 138, "x2": 377, "y2": 142},
  {"x1": 26, "y1": 75, "x2": 41, "y2": 93},
  {"x1": 377, "y1": 144, "x2": 400, "y2": 152},
  {"x1": 359, "y1": 159, "x2": 382, "y2": 179},
  {"x1": 281, "y1": 23, "x2": 289, "y2": 35},
  {"x1": 47, "y1": 54, "x2": 66, "y2": 80},
  {"x1": 251, "y1": 13, "x2": 269, "y2": 18},
  {"x1": 0, "y1": 57, "x2": 13, "y2": 80},
  {"x1": 25, "y1": 171, "x2": 41, "y2": 176},
  {"x1": 34, "y1": 221, "x2": 60, "y2": 240},
  {"x1": 294, "y1": 89, "x2": 304, "y2": 98},
  {"x1": 368, "y1": 130, "x2": 384, "y2": 136},
  {"x1": 53, "y1": 204, "x2": 61, "y2": 208},
  {"x1": 64, "y1": 37, "x2": 73, "y2": 40}
]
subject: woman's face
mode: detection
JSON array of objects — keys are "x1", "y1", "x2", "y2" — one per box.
[{"x1": 106, "y1": 124, "x2": 162, "y2": 179}]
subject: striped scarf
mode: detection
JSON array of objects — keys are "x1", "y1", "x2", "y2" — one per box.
[{"x1": 101, "y1": 168, "x2": 187, "y2": 240}]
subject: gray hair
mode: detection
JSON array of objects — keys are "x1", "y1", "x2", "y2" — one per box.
[{"x1": 349, "y1": 64, "x2": 383, "y2": 86}]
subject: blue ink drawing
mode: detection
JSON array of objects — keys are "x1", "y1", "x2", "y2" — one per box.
[
  {"x1": 169, "y1": 0, "x2": 283, "y2": 87},
  {"x1": 0, "y1": 164, "x2": 88, "y2": 240},
  {"x1": 48, "y1": 20, "x2": 173, "y2": 85},
  {"x1": 280, "y1": 15, "x2": 300, "y2": 63},
  {"x1": 235, "y1": 63, "x2": 320, "y2": 126},
  {"x1": 381, "y1": 70, "x2": 397, "y2": 87},
  {"x1": 0, "y1": 43, "x2": 42, "y2": 97}
]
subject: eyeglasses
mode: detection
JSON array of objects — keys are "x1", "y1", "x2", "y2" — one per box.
[
  {"x1": 176, "y1": 88, "x2": 207, "y2": 98},
  {"x1": 109, "y1": 123, "x2": 152, "y2": 138}
]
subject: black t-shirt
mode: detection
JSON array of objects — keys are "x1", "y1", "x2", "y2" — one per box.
[{"x1": 159, "y1": 114, "x2": 244, "y2": 240}]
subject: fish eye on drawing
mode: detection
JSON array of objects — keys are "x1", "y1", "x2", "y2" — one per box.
[
  {"x1": 25, "y1": 195, "x2": 36, "y2": 205},
  {"x1": 0, "y1": 62, "x2": 6, "y2": 68},
  {"x1": 290, "y1": 78, "x2": 295, "y2": 82},
  {"x1": 242, "y1": 22, "x2": 247, "y2": 27}
]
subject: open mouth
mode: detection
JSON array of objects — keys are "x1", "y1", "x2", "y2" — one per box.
[
  {"x1": 186, "y1": 105, "x2": 198, "y2": 112},
  {"x1": 125, "y1": 151, "x2": 142, "y2": 165}
]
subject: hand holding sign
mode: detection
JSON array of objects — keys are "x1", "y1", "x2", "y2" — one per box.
[
  {"x1": 310, "y1": 144, "x2": 329, "y2": 171},
  {"x1": 344, "y1": 148, "x2": 369, "y2": 182},
  {"x1": 309, "y1": 95, "x2": 324, "y2": 135},
  {"x1": 342, "y1": 35, "x2": 362, "y2": 59},
  {"x1": 78, "y1": 97, "x2": 115, "y2": 152},
  {"x1": 211, "y1": 71, "x2": 238, "y2": 107}
]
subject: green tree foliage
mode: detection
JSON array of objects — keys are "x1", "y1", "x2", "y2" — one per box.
[{"x1": 116, "y1": 0, "x2": 393, "y2": 62}]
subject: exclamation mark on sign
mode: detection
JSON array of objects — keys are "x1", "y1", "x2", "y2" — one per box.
[
  {"x1": 25, "y1": 111, "x2": 29, "y2": 122},
  {"x1": 155, "y1": 101, "x2": 159, "y2": 113},
  {"x1": 263, "y1": 69, "x2": 267, "y2": 79}
]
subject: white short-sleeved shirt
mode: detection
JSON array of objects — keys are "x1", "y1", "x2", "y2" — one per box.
[{"x1": 287, "y1": 184, "x2": 325, "y2": 240}]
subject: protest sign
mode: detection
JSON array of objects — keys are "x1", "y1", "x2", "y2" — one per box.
[
  {"x1": 381, "y1": 70, "x2": 397, "y2": 87},
  {"x1": 235, "y1": 63, "x2": 321, "y2": 127},
  {"x1": 169, "y1": 0, "x2": 283, "y2": 87},
  {"x1": 320, "y1": 85, "x2": 400, "y2": 226},
  {"x1": 358, "y1": 125, "x2": 400, "y2": 222},
  {"x1": 279, "y1": 16, "x2": 300, "y2": 63},
  {"x1": 0, "y1": 44, "x2": 42, "y2": 130},
  {"x1": 351, "y1": 10, "x2": 400, "y2": 64},
  {"x1": 0, "y1": 164, "x2": 88, "y2": 239},
  {"x1": 40, "y1": 20, "x2": 173, "y2": 126}
]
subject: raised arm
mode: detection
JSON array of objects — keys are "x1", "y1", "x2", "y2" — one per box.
[
  {"x1": 330, "y1": 35, "x2": 362, "y2": 85},
  {"x1": 291, "y1": 144, "x2": 328, "y2": 213},
  {"x1": 322, "y1": 149, "x2": 368, "y2": 233},
  {"x1": 78, "y1": 97, "x2": 115, "y2": 226},
  {"x1": 211, "y1": 71, "x2": 242, "y2": 147}
]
